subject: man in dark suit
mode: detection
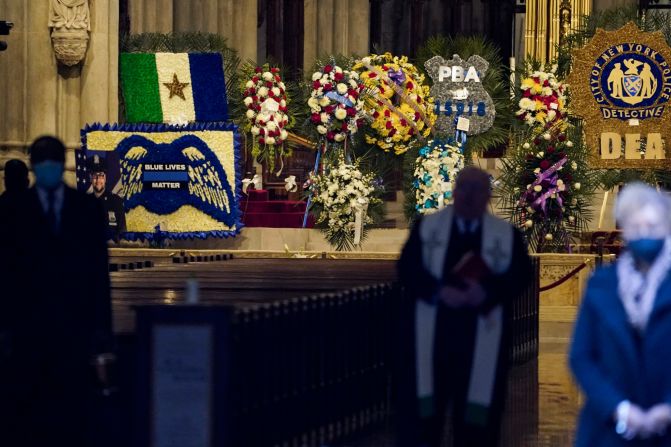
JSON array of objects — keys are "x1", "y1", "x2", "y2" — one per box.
[
  {"x1": 0, "y1": 136, "x2": 113, "y2": 447},
  {"x1": 87, "y1": 154, "x2": 127, "y2": 242},
  {"x1": 397, "y1": 167, "x2": 532, "y2": 447}
]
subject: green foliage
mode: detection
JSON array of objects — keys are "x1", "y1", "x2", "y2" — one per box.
[
  {"x1": 496, "y1": 120, "x2": 598, "y2": 252},
  {"x1": 414, "y1": 35, "x2": 513, "y2": 157}
]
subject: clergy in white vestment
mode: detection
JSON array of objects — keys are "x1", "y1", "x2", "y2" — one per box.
[{"x1": 397, "y1": 167, "x2": 532, "y2": 447}]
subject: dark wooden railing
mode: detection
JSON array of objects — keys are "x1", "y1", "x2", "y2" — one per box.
[{"x1": 133, "y1": 257, "x2": 540, "y2": 446}]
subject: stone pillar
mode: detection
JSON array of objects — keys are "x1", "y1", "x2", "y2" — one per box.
[
  {"x1": 129, "y1": 0, "x2": 174, "y2": 33},
  {"x1": 0, "y1": 0, "x2": 119, "y2": 191},
  {"x1": 303, "y1": 0, "x2": 370, "y2": 73},
  {"x1": 131, "y1": 0, "x2": 258, "y2": 64}
]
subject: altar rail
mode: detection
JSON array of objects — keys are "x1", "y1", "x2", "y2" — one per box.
[{"x1": 133, "y1": 259, "x2": 539, "y2": 446}]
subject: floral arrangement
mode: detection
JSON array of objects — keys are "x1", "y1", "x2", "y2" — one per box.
[
  {"x1": 306, "y1": 158, "x2": 383, "y2": 251},
  {"x1": 120, "y1": 52, "x2": 229, "y2": 124},
  {"x1": 515, "y1": 64, "x2": 566, "y2": 129},
  {"x1": 352, "y1": 53, "x2": 436, "y2": 155},
  {"x1": 80, "y1": 123, "x2": 242, "y2": 241},
  {"x1": 241, "y1": 65, "x2": 290, "y2": 170},
  {"x1": 412, "y1": 140, "x2": 465, "y2": 215},
  {"x1": 307, "y1": 63, "x2": 366, "y2": 144},
  {"x1": 497, "y1": 127, "x2": 594, "y2": 252},
  {"x1": 244, "y1": 66, "x2": 289, "y2": 145}
]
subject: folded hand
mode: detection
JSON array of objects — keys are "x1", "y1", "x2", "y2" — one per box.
[
  {"x1": 645, "y1": 404, "x2": 671, "y2": 437},
  {"x1": 439, "y1": 280, "x2": 487, "y2": 309}
]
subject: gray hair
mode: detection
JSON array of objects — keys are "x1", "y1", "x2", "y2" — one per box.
[{"x1": 615, "y1": 182, "x2": 671, "y2": 229}]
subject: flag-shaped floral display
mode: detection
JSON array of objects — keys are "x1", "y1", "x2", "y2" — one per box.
[{"x1": 120, "y1": 52, "x2": 228, "y2": 124}]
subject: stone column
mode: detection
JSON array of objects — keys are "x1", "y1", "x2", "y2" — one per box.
[
  {"x1": 303, "y1": 0, "x2": 370, "y2": 73},
  {"x1": 129, "y1": 0, "x2": 174, "y2": 33},
  {"x1": 0, "y1": 0, "x2": 119, "y2": 190},
  {"x1": 131, "y1": 0, "x2": 258, "y2": 63}
]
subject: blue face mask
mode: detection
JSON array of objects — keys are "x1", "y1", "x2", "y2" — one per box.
[
  {"x1": 33, "y1": 160, "x2": 64, "y2": 190},
  {"x1": 628, "y1": 238, "x2": 665, "y2": 263}
]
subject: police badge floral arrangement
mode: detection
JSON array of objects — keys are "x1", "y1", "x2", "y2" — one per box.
[
  {"x1": 497, "y1": 128, "x2": 594, "y2": 252},
  {"x1": 566, "y1": 22, "x2": 671, "y2": 169},
  {"x1": 242, "y1": 64, "x2": 291, "y2": 171},
  {"x1": 307, "y1": 63, "x2": 366, "y2": 146},
  {"x1": 305, "y1": 158, "x2": 384, "y2": 251},
  {"x1": 515, "y1": 63, "x2": 567, "y2": 129},
  {"x1": 79, "y1": 122, "x2": 243, "y2": 240},
  {"x1": 412, "y1": 140, "x2": 465, "y2": 216},
  {"x1": 352, "y1": 53, "x2": 436, "y2": 155}
]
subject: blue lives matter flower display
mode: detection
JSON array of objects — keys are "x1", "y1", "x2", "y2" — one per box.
[
  {"x1": 413, "y1": 139, "x2": 465, "y2": 215},
  {"x1": 79, "y1": 122, "x2": 243, "y2": 241}
]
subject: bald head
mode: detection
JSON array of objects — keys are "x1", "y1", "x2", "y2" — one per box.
[{"x1": 453, "y1": 166, "x2": 491, "y2": 219}]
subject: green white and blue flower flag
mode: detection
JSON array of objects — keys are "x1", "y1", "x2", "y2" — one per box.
[{"x1": 120, "y1": 52, "x2": 228, "y2": 124}]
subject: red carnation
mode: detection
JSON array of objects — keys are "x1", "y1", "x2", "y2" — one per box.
[
  {"x1": 259, "y1": 137, "x2": 265, "y2": 144},
  {"x1": 373, "y1": 111, "x2": 380, "y2": 118},
  {"x1": 323, "y1": 83, "x2": 333, "y2": 92},
  {"x1": 334, "y1": 72, "x2": 344, "y2": 81},
  {"x1": 325, "y1": 105, "x2": 335, "y2": 113},
  {"x1": 558, "y1": 134, "x2": 567, "y2": 142},
  {"x1": 252, "y1": 76, "x2": 259, "y2": 83},
  {"x1": 265, "y1": 81, "x2": 273, "y2": 88},
  {"x1": 348, "y1": 89, "x2": 358, "y2": 98},
  {"x1": 255, "y1": 67, "x2": 262, "y2": 73},
  {"x1": 271, "y1": 67, "x2": 279, "y2": 73},
  {"x1": 324, "y1": 65, "x2": 333, "y2": 74},
  {"x1": 533, "y1": 138, "x2": 541, "y2": 145},
  {"x1": 415, "y1": 112, "x2": 420, "y2": 121},
  {"x1": 341, "y1": 122, "x2": 348, "y2": 131},
  {"x1": 384, "y1": 109, "x2": 391, "y2": 118},
  {"x1": 379, "y1": 86, "x2": 385, "y2": 94},
  {"x1": 368, "y1": 72, "x2": 377, "y2": 78},
  {"x1": 523, "y1": 90, "x2": 531, "y2": 98},
  {"x1": 252, "y1": 96, "x2": 258, "y2": 102},
  {"x1": 268, "y1": 90, "x2": 275, "y2": 98},
  {"x1": 382, "y1": 65, "x2": 389, "y2": 71},
  {"x1": 313, "y1": 80, "x2": 321, "y2": 90},
  {"x1": 275, "y1": 76, "x2": 281, "y2": 82},
  {"x1": 407, "y1": 81, "x2": 414, "y2": 90},
  {"x1": 389, "y1": 128, "x2": 397, "y2": 137},
  {"x1": 386, "y1": 121, "x2": 392, "y2": 130},
  {"x1": 400, "y1": 119, "x2": 407, "y2": 126},
  {"x1": 347, "y1": 108, "x2": 356, "y2": 117},
  {"x1": 540, "y1": 160, "x2": 550, "y2": 170},
  {"x1": 409, "y1": 129, "x2": 415, "y2": 136},
  {"x1": 327, "y1": 131, "x2": 335, "y2": 140}
]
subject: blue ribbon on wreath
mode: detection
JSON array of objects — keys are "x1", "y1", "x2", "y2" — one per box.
[{"x1": 302, "y1": 143, "x2": 324, "y2": 228}]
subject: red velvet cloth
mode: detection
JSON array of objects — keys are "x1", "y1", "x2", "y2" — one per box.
[{"x1": 241, "y1": 189, "x2": 313, "y2": 228}]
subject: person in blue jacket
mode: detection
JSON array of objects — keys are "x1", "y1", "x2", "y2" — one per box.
[{"x1": 570, "y1": 182, "x2": 671, "y2": 446}]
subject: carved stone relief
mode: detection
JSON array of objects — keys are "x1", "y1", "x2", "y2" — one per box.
[{"x1": 49, "y1": 0, "x2": 90, "y2": 66}]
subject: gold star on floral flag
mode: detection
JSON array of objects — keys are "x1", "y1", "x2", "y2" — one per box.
[{"x1": 163, "y1": 73, "x2": 190, "y2": 100}]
